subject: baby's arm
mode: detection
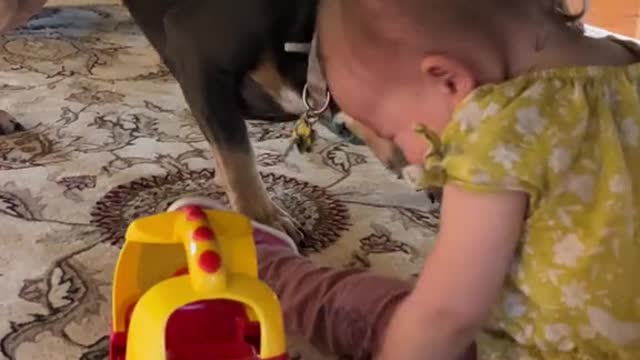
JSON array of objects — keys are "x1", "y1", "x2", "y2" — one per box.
[
  {"x1": 258, "y1": 245, "x2": 412, "y2": 359},
  {"x1": 377, "y1": 184, "x2": 527, "y2": 360}
]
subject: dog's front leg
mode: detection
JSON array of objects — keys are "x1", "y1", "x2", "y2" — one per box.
[
  {"x1": 0, "y1": 0, "x2": 46, "y2": 136},
  {"x1": 209, "y1": 144, "x2": 300, "y2": 233},
  {"x1": 162, "y1": 0, "x2": 304, "y2": 241}
]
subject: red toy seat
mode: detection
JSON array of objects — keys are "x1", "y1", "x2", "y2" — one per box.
[
  {"x1": 167, "y1": 342, "x2": 257, "y2": 360},
  {"x1": 165, "y1": 300, "x2": 261, "y2": 360}
]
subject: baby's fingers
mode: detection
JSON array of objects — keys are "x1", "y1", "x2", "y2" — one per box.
[
  {"x1": 0, "y1": 0, "x2": 18, "y2": 32},
  {"x1": 0, "y1": 0, "x2": 46, "y2": 33}
]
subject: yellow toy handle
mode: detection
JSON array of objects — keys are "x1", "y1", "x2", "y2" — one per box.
[
  {"x1": 111, "y1": 206, "x2": 287, "y2": 360},
  {"x1": 178, "y1": 206, "x2": 228, "y2": 292}
]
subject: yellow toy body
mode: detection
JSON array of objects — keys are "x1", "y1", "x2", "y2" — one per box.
[{"x1": 109, "y1": 205, "x2": 288, "y2": 360}]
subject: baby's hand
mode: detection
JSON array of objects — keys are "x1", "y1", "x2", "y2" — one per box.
[
  {"x1": 0, "y1": 0, "x2": 46, "y2": 33},
  {"x1": 0, "y1": 0, "x2": 18, "y2": 31}
]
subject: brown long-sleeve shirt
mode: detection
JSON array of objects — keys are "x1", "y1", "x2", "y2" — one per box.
[{"x1": 257, "y1": 245, "x2": 412, "y2": 359}]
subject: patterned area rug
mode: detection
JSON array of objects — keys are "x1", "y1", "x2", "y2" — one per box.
[{"x1": 0, "y1": 4, "x2": 439, "y2": 360}]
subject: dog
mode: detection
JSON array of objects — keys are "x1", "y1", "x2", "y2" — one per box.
[
  {"x1": 1, "y1": 0, "x2": 411, "y2": 240},
  {"x1": 0, "y1": 0, "x2": 45, "y2": 134},
  {"x1": 121, "y1": 0, "x2": 323, "y2": 240}
]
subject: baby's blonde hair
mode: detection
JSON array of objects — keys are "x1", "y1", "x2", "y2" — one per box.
[
  {"x1": 321, "y1": 0, "x2": 589, "y2": 41},
  {"x1": 317, "y1": 0, "x2": 591, "y2": 73}
]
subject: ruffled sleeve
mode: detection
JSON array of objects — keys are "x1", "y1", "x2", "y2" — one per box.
[{"x1": 420, "y1": 80, "x2": 559, "y2": 203}]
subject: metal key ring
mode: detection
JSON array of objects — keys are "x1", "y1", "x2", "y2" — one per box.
[{"x1": 302, "y1": 84, "x2": 331, "y2": 117}]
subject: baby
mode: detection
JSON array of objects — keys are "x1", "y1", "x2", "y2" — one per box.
[
  {"x1": 317, "y1": 0, "x2": 640, "y2": 359},
  {"x1": 4, "y1": 0, "x2": 638, "y2": 358},
  {"x1": 175, "y1": 0, "x2": 640, "y2": 359}
]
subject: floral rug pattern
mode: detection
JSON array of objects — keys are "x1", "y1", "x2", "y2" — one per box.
[{"x1": 0, "y1": 4, "x2": 439, "y2": 360}]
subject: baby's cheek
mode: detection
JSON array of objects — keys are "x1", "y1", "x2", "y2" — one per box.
[{"x1": 394, "y1": 128, "x2": 430, "y2": 165}]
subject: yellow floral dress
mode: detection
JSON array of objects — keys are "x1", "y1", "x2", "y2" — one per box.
[{"x1": 419, "y1": 60, "x2": 640, "y2": 359}]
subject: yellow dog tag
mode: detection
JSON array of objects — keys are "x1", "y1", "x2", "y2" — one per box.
[{"x1": 284, "y1": 115, "x2": 317, "y2": 157}]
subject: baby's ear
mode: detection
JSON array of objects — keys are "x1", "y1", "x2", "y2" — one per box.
[{"x1": 420, "y1": 55, "x2": 475, "y2": 103}]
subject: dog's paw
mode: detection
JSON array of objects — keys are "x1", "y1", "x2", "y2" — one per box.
[
  {"x1": 426, "y1": 187, "x2": 443, "y2": 204},
  {"x1": 167, "y1": 195, "x2": 302, "y2": 251},
  {"x1": 266, "y1": 204, "x2": 306, "y2": 245},
  {"x1": 0, "y1": 110, "x2": 25, "y2": 135},
  {"x1": 337, "y1": 112, "x2": 408, "y2": 175},
  {"x1": 212, "y1": 170, "x2": 227, "y2": 188},
  {"x1": 233, "y1": 196, "x2": 306, "y2": 246}
]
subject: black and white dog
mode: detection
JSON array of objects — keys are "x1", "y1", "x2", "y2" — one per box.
[
  {"x1": 1, "y1": 0, "x2": 409, "y2": 239},
  {"x1": 123, "y1": 0, "x2": 327, "y2": 239}
]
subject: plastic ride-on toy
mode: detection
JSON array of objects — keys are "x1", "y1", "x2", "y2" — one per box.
[{"x1": 109, "y1": 205, "x2": 288, "y2": 360}]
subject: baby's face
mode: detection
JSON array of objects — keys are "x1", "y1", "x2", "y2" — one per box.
[{"x1": 320, "y1": 37, "x2": 458, "y2": 165}]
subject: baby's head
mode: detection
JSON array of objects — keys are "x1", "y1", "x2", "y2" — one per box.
[{"x1": 317, "y1": 0, "x2": 583, "y2": 164}]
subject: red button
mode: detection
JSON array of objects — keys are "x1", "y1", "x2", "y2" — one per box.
[
  {"x1": 192, "y1": 226, "x2": 214, "y2": 241},
  {"x1": 182, "y1": 205, "x2": 207, "y2": 221},
  {"x1": 198, "y1": 250, "x2": 221, "y2": 273}
]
